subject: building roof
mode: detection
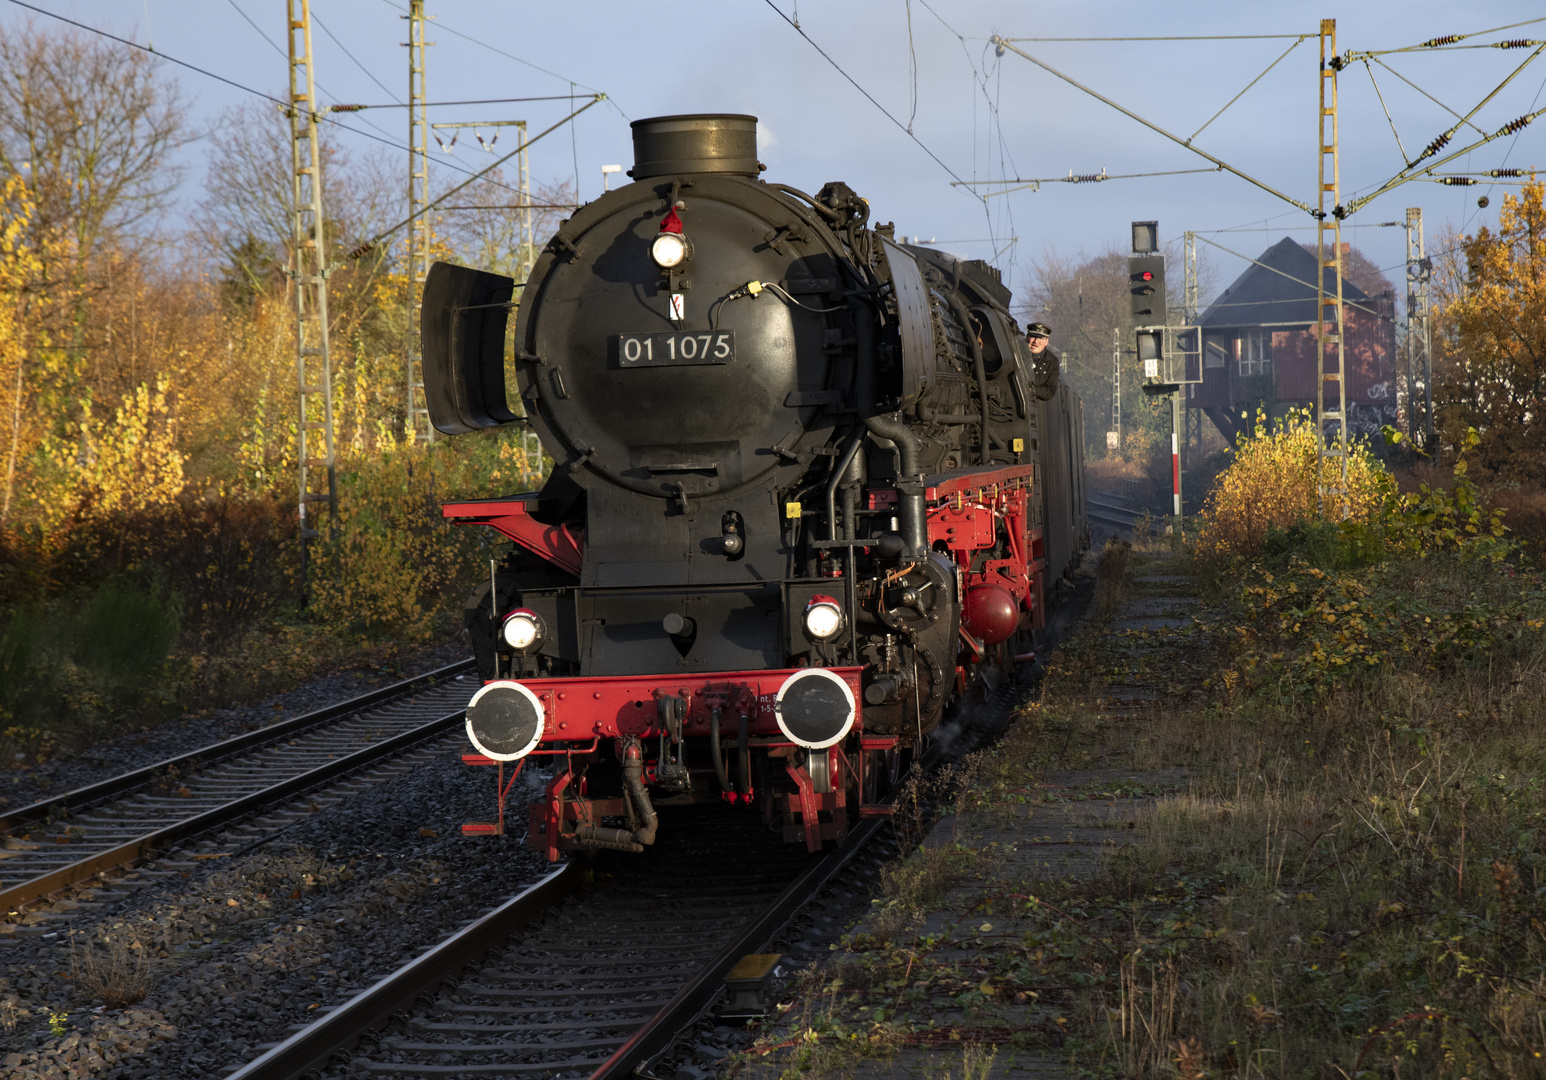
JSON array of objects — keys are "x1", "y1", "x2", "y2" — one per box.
[{"x1": 1198, "y1": 236, "x2": 1378, "y2": 329}]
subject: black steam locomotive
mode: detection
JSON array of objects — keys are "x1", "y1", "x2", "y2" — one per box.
[{"x1": 422, "y1": 114, "x2": 1088, "y2": 858}]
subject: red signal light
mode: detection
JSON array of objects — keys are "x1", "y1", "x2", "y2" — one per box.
[{"x1": 1140, "y1": 271, "x2": 1153, "y2": 281}]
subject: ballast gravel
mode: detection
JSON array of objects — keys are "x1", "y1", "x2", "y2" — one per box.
[
  {"x1": 0, "y1": 639, "x2": 469, "y2": 812},
  {"x1": 0, "y1": 693, "x2": 553, "y2": 1079}
]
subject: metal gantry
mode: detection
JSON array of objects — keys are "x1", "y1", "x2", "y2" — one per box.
[
  {"x1": 429, "y1": 118, "x2": 533, "y2": 278},
  {"x1": 1315, "y1": 18, "x2": 1350, "y2": 519},
  {"x1": 405, "y1": 0, "x2": 434, "y2": 443},
  {"x1": 287, "y1": 0, "x2": 337, "y2": 576},
  {"x1": 1405, "y1": 207, "x2": 1434, "y2": 449}
]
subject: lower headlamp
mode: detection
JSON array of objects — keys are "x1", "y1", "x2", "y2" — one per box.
[
  {"x1": 803, "y1": 595, "x2": 845, "y2": 641},
  {"x1": 500, "y1": 609, "x2": 545, "y2": 652}
]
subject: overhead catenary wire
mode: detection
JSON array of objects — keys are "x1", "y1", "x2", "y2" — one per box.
[
  {"x1": 1193, "y1": 234, "x2": 1387, "y2": 319},
  {"x1": 2, "y1": 0, "x2": 553, "y2": 200},
  {"x1": 371, "y1": 0, "x2": 618, "y2": 111},
  {"x1": 1187, "y1": 35, "x2": 1308, "y2": 145},
  {"x1": 223, "y1": 0, "x2": 405, "y2": 151},
  {"x1": 914, "y1": 0, "x2": 1020, "y2": 272},
  {"x1": 1342, "y1": 100, "x2": 1546, "y2": 215},
  {"x1": 1402, "y1": 42, "x2": 1546, "y2": 169},
  {"x1": 311, "y1": 9, "x2": 400, "y2": 105},
  {"x1": 1368, "y1": 57, "x2": 1489, "y2": 138},
  {"x1": 991, "y1": 37, "x2": 1315, "y2": 216},
  {"x1": 330, "y1": 96, "x2": 588, "y2": 110},
  {"x1": 955, "y1": 166, "x2": 1225, "y2": 198},
  {"x1": 762, "y1": 0, "x2": 975, "y2": 190},
  {"x1": 999, "y1": 34, "x2": 1305, "y2": 42},
  {"x1": 1468, "y1": 68, "x2": 1546, "y2": 232},
  {"x1": 349, "y1": 96, "x2": 603, "y2": 258},
  {"x1": 1345, "y1": 16, "x2": 1546, "y2": 57},
  {"x1": 1362, "y1": 60, "x2": 1410, "y2": 163}
]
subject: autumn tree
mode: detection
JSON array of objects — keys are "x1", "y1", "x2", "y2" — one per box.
[
  {"x1": 0, "y1": 20, "x2": 189, "y2": 263},
  {"x1": 196, "y1": 100, "x2": 397, "y2": 331},
  {"x1": 1431, "y1": 180, "x2": 1546, "y2": 480}
]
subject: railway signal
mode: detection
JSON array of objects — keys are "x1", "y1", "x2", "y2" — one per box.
[{"x1": 1128, "y1": 255, "x2": 1165, "y2": 324}]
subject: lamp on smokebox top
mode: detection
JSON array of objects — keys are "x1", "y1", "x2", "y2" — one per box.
[{"x1": 651, "y1": 207, "x2": 693, "y2": 269}]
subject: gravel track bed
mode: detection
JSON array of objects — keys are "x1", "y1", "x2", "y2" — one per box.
[
  {"x1": 323, "y1": 811, "x2": 817, "y2": 1079},
  {"x1": 0, "y1": 640, "x2": 470, "y2": 813},
  {"x1": 0, "y1": 726, "x2": 554, "y2": 1079}
]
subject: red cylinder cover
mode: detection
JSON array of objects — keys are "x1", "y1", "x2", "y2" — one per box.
[{"x1": 961, "y1": 584, "x2": 1019, "y2": 646}]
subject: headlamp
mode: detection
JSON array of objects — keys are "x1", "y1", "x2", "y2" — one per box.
[
  {"x1": 500, "y1": 609, "x2": 545, "y2": 652},
  {"x1": 802, "y1": 595, "x2": 844, "y2": 641},
  {"x1": 650, "y1": 231, "x2": 692, "y2": 269}
]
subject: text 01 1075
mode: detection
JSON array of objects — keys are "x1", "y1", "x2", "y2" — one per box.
[{"x1": 615, "y1": 330, "x2": 736, "y2": 367}]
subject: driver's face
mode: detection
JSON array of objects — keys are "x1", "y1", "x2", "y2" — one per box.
[{"x1": 1026, "y1": 334, "x2": 1049, "y2": 353}]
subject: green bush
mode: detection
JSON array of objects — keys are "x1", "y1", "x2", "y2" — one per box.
[{"x1": 0, "y1": 579, "x2": 180, "y2": 759}]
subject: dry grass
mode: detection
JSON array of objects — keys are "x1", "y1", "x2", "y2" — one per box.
[
  {"x1": 1014, "y1": 549, "x2": 1546, "y2": 1077},
  {"x1": 68, "y1": 929, "x2": 158, "y2": 1009},
  {"x1": 1092, "y1": 538, "x2": 1135, "y2": 620}
]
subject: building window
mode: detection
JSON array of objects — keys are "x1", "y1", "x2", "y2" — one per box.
[{"x1": 1239, "y1": 330, "x2": 1271, "y2": 377}]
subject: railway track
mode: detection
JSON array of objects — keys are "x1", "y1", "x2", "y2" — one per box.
[
  {"x1": 1087, "y1": 491, "x2": 1147, "y2": 531},
  {"x1": 227, "y1": 679, "x2": 1029, "y2": 1080},
  {"x1": 0, "y1": 660, "x2": 476, "y2": 914}
]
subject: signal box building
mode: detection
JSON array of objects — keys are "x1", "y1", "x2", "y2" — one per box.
[{"x1": 1187, "y1": 237, "x2": 1397, "y2": 446}]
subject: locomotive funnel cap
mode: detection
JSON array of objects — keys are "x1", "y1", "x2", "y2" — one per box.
[{"x1": 629, "y1": 114, "x2": 762, "y2": 180}]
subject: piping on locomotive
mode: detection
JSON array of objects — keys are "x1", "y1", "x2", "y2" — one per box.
[{"x1": 422, "y1": 114, "x2": 1089, "y2": 859}]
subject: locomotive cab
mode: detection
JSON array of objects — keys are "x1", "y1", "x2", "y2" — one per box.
[{"x1": 426, "y1": 113, "x2": 1087, "y2": 858}]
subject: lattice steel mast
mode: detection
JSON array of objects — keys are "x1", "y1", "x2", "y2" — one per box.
[
  {"x1": 1109, "y1": 327, "x2": 1121, "y2": 452},
  {"x1": 405, "y1": 0, "x2": 433, "y2": 442},
  {"x1": 1183, "y1": 230, "x2": 1201, "y2": 460},
  {"x1": 1316, "y1": 18, "x2": 1349, "y2": 518},
  {"x1": 1405, "y1": 207, "x2": 1433, "y2": 448},
  {"x1": 288, "y1": 0, "x2": 337, "y2": 579}
]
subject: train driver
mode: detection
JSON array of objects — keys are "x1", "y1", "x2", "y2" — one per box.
[{"x1": 1024, "y1": 321, "x2": 1061, "y2": 401}]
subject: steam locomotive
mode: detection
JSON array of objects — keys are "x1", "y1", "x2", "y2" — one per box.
[{"x1": 422, "y1": 114, "x2": 1087, "y2": 859}]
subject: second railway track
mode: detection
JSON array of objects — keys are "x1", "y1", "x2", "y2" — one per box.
[{"x1": 0, "y1": 660, "x2": 476, "y2": 914}]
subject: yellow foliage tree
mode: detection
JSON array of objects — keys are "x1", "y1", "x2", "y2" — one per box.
[
  {"x1": 0, "y1": 174, "x2": 49, "y2": 529},
  {"x1": 23, "y1": 378, "x2": 186, "y2": 547},
  {"x1": 1437, "y1": 178, "x2": 1546, "y2": 479},
  {"x1": 1199, "y1": 410, "x2": 1388, "y2": 558}
]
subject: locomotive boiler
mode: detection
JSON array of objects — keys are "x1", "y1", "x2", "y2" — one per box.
[{"x1": 422, "y1": 114, "x2": 1088, "y2": 859}]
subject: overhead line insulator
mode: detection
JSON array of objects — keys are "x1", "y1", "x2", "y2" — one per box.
[
  {"x1": 1420, "y1": 34, "x2": 1462, "y2": 48},
  {"x1": 1416, "y1": 132, "x2": 1451, "y2": 162}
]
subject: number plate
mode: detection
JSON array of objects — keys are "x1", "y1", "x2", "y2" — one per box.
[{"x1": 615, "y1": 330, "x2": 735, "y2": 367}]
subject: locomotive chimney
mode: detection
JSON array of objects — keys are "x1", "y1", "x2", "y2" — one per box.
[{"x1": 629, "y1": 114, "x2": 762, "y2": 180}]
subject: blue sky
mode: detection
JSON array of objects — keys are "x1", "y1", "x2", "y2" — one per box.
[{"x1": 4, "y1": 0, "x2": 1542, "y2": 304}]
